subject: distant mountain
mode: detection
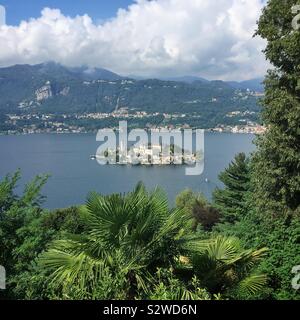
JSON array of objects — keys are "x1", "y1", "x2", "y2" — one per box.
[
  {"x1": 129, "y1": 75, "x2": 209, "y2": 83},
  {"x1": 32, "y1": 62, "x2": 123, "y2": 81},
  {"x1": 66, "y1": 65, "x2": 123, "y2": 81},
  {"x1": 226, "y1": 78, "x2": 264, "y2": 92},
  {"x1": 158, "y1": 76, "x2": 209, "y2": 83},
  {"x1": 129, "y1": 74, "x2": 264, "y2": 91},
  {"x1": 0, "y1": 63, "x2": 260, "y2": 129}
]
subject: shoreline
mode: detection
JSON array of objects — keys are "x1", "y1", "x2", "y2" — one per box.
[{"x1": 0, "y1": 128, "x2": 262, "y2": 136}]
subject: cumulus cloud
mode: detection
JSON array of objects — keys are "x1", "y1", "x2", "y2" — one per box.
[{"x1": 0, "y1": 0, "x2": 269, "y2": 80}]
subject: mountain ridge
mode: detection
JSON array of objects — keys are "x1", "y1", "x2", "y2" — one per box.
[
  {"x1": 0, "y1": 63, "x2": 261, "y2": 130},
  {"x1": 127, "y1": 72, "x2": 264, "y2": 91}
]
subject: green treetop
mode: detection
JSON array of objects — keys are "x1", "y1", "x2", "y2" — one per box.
[
  {"x1": 253, "y1": 0, "x2": 300, "y2": 212},
  {"x1": 213, "y1": 153, "x2": 250, "y2": 223}
]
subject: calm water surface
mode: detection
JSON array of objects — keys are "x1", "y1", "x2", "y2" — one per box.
[{"x1": 0, "y1": 132, "x2": 256, "y2": 209}]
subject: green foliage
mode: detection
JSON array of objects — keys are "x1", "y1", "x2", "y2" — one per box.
[
  {"x1": 213, "y1": 151, "x2": 300, "y2": 299},
  {"x1": 40, "y1": 184, "x2": 267, "y2": 300},
  {"x1": 0, "y1": 171, "x2": 85, "y2": 299},
  {"x1": 253, "y1": 0, "x2": 300, "y2": 212},
  {"x1": 213, "y1": 153, "x2": 250, "y2": 223},
  {"x1": 0, "y1": 171, "x2": 48, "y2": 273},
  {"x1": 182, "y1": 235, "x2": 268, "y2": 298},
  {"x1": 40, "y1": 185, "x2": 265, "y2": 299},
  {"x1": 39, "y1": 183, "x2": 198, "y2": 299},
  {"x1": 212, "y1": 0, "x2": 300, "y2": 300},
  {"x1": 176, "y1": 189, "x2": 220, "y2": 231},
  {"x1": 255, "y1": 213, "x2": 300, "y2": 300},
  {"x1": 147, "y1": 269, "x2": 211, "y2": 300},
  {"x1": 11, "y1": 206, "x2": 87, "y2": 299},
  {"x1": 0, "y1": 173, "x2": 268, "y2": 300},
  {"x1": 218, "y1": 207, "x2": 300, "y2": 300}
]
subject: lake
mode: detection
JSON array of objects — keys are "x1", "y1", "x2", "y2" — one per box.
[{"x1": 0, "y1": 132, "x2": 256, "y2": 209}]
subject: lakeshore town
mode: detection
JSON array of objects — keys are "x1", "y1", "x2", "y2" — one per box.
[{"x1": 1, "y1": 107, "x2": 266, "y2": 135}]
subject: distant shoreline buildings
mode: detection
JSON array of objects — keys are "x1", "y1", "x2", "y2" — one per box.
[
  {"x1": 208, "y1": 124, "x2": 266, "y2": 135},
  {"x1": 2, "y1": 109, "x2": 266, "y2": 136}
]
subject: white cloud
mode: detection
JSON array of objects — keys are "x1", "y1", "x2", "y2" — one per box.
[{"x1": 0, "y1": 0, "x2": 269, "y2": 80}]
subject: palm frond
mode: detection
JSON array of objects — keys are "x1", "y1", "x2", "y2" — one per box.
[{"x1": 237, "y1": 273, "x2": 268, "y2": 296}]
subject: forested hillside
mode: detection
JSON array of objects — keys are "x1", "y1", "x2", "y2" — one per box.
[{"x1": 0, "y1": 62, "x2": 260, "y2": 116}]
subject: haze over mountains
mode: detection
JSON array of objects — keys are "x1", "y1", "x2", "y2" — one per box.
[
  {"x1": 125, "y1": 74, "x2": 263, "y2": 92},
  {"x1": 0, "y1": 62, "x2": 264, "y2": 89}
]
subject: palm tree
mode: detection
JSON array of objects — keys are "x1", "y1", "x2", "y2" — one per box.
[
  {"x1": 40, "y1": 184, "x2": 267, "y2": 299},
  {"x1": 180, "y1": 235, "x2": 268, "y2": 297},
  {"x1": 40, "y1": 183, "x2": 196, "y2": 299}
]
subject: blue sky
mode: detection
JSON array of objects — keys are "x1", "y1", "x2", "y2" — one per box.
[{"x1": 0, "y1": 0, "x2": 134, "y2": 25}]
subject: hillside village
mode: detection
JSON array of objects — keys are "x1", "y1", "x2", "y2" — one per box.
[{"x1": 0, "y1": 63, "x2": 265, "y2": 135}]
